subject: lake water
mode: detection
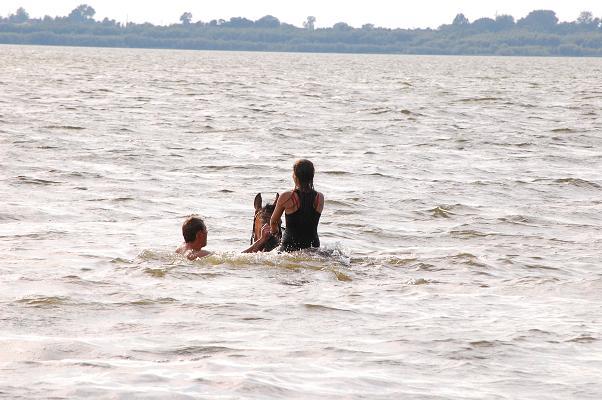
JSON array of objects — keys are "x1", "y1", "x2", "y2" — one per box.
[{"x1": 1, "y1": 45, "x2": 601, "y2": 399}]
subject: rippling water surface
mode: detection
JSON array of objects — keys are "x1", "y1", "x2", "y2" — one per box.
[{"x1": 1, "y1": 45, "x2": 601, "y2": 399}]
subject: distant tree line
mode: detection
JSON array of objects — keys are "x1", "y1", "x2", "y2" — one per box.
[{"x1": 1, "y1": 5, "x2": 602, "y2": 56}]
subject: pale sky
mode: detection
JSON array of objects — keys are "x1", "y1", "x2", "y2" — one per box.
[{"x1": 2, "y1": 1, "x2": 601, "y2": 29}]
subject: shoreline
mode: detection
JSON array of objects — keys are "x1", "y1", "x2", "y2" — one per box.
[{"x1": 2, "y1": 41, "x2": 602, "y2": 58}]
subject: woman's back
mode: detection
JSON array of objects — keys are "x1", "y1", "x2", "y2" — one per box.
[
  {"x1": 270, "y1": 159, "x2": 324, "y2": 252},
  {"x1": 280, "y1": 189, "x2": 321, "y2": 252}
]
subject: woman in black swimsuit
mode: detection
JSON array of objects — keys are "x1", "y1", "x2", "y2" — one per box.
[{"x1": 270, "y1": 159, "x2": 324, "y2": 252}]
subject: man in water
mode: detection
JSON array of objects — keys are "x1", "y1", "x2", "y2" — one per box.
[
  {"x1": 177, "y1": 215, "x2": 274, "y2": 259},
  {"x1": 176, "y1": 216, "x2": 210, "y2": 260}
]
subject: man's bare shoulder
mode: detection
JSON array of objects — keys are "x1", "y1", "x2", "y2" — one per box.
[
  {"x1": 188, "y1": 249, "x2": 211, "y2": 260},
  {"x1": 176, "y1": 244, "x2": 210, "y2": 260},
  {"x1": 176, "y1": 244, "x2": 189, "y2": 254}
]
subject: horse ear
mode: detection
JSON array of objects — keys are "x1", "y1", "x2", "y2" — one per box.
[
  {"x1": 254, "y1": 193, "x2": 262, "y2": 211},
  {"x1": 274, "y1": 193, "x2": 279, "y2": 202}
]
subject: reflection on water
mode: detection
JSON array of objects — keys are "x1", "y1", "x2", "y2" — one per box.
[{"x1": 1, "y1": 45, "x2": 601, "y2": 399}]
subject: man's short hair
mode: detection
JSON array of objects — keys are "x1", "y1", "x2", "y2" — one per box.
[{"x1": 182, "y1": 216, "x2": 206, "y2": 243}]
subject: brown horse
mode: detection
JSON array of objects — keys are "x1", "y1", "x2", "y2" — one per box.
[{"x1": 250, "y1": 192, "x2": 282, "y2": 252}]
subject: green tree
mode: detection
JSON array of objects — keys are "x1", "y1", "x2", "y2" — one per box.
[
  {"x1": 333, "y1": 22, "x2": 352, "y2": 31},
  {"x1": 471, "y1": 17, "x2": 496, "y2": 32},
  {"x1": 452, "y1": 13, "x2": 469, "y2": 26},
  {"x1": 9, "y1": 7, "x2": 29, "y2": 23},
  {"x1": 303, "y1": 16, "x2": 316, "y2": 31},
  {"x1": 227, "y1": 17, "x2": 254, "y2": 28},
  {"x1": 180, "y1": 12, "x2": 192, "y2": 25},
  {"x1": 255, "y1": 15, "x2": 280, "y2": 28},
  {"x1": 101, "y1": 17, "x2": 117, "y2": 26},
  {"x1": 577, "y1": 11, "x2": 594, "y2": 25},
  {"x1": 518, "y1": 10, "x2": 558, "y2": 31},
  {"x1": 495, "y1": 15, "x2": 515, "y2": 30},
  {"x1": 68, "y1": 4, "x2": 96, "y2": 23}
]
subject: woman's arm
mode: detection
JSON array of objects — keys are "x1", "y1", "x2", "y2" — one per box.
[
  {"x1": 242, "y1": 224, "x2": 272, "y2": 253},
  {"x1": 270, "y1": 191, "x2": 291, "y2": 235},
  {"x1": 315, "y1": 192, "x2": 325, "y2": 213}
]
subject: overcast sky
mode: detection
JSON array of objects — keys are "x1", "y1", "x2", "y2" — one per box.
[{"x1": 2, "y1": 1, "x2": 602, "y2": 29}]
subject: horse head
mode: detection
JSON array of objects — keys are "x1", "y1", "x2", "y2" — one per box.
[{"x1": 251, "y1": 192, "x2": 281, "y2": 252}]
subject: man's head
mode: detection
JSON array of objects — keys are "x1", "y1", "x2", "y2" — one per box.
[{"x1": 182, "y1": 216, "x2": 207, "y2": 248}]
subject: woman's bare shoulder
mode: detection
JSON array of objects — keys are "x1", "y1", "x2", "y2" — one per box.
[{"x1": 278, "y1": 190, "x2": 294, "y2": 203}]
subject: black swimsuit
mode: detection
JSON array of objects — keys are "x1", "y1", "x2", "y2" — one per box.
[{"x1": 280, "y1": 189, "x2": 321, "y2": 252}]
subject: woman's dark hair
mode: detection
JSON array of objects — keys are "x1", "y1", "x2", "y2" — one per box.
[
  {"x1": 182, "y1": 216, "x2": 206, "y2": 243},
  {"x1": 293, "y1": 159, "x2": 315, "y2": 191}
]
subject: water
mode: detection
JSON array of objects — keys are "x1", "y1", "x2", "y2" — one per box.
[{"x1": 1, "y1": 45, "x2": 601, "y2": 399}]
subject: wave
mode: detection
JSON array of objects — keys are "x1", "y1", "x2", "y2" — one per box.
[
  {"x1": 1, "y1": 230, "x2": 68, "y2": 239},
  {"x1": 405, "y1": 278, "x2": 430, "y2": 285},
  {"x1": 323, "y1": 170, "x2": 350, "y2": 176},
  {"x1": 428, "y1": 205, "x2": 456, "y2": 218},
  {"x1": 459, "y1": 97, "x2": 503, "y2": 103},
  {"x1": 449, "y1": 229, "x2": 493, "y2": 238},
  {"x1": 554, "y1": 178, "x2": 600, "y2": 189},
  {"x1": 16, "y1": 296, "x2": 69, "y2": 307},
  {"x1": 127, "y1": 297, "x2": 178, "y2": 306},
  {"x1": 304, "y1": 303, "x2": 356, "y2": 312},
  {"x1": 15, "y1": 176, "x2": 62, "y2": 185},
  {"x1": 533, "y1": 177, "x2": 601, "y2": 189},
  {"x1": 134, "y1": 245, "x2": 352, "y2": 278},
  {"x1": 0, "y1": 213, "x2": 21, "y2": 221},
  {"x1": 422, "y1": 203, "x2": 478, "y2": 219},
  {"x1": 497, "y1": 214, "x2": 544, "y2": 226},
  {"x1": 399, "y1": 109, "x2": 423, "y2": 116},
  {"x1": 366, "y1": 107, "x2": 392, "y2": 115},
  {"x1": 44, "y1": 125, "x2": 85, "y2": 130},
  {"x1": 565, "y1": 335, "x2": 597, "y2": 343}
]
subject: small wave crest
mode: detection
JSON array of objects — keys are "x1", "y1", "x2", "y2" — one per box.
[
  {"x1": 16, "y1": 296, "x2": 69, "y2": 308},
  {"x1": 550, "y1": 128, "x2": 575, "y2": 133},
  {"x1": 429, "y1": 205, "x2": 456, "y2": 218},
  {"x1": 422, "y1": 203, "x2": 478, "y2": 219},
  {"x1": 304, "y1": 303, "x2": 355, "y2": 312},
  {"x1": 497, "y1": 214, "x2": 545, "y2": 226},
  {"x1": 133, "y1": 345, "x2": 238, "y2": 360},
  {"x1": 459, "y1": 97, "x2": 503, "y2": 103},
  {"x1": 15, "y1": 176, "x2": 62, "y2": 185},
  {"x1": 44, "y1": 125, "x2": 85, "y2": 130},
  {"x1": 0, "y1": 213, "x2": 21, "y2": 221},
  {"x1": 533, "y1": 177, "x2": 600, "y2": 189},
  {"x1": 554, "y1": 178, "x2": 600, "y2": 189}
]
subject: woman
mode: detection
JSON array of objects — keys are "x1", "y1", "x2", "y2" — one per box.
[{"x1": 270, "y1": 159, "x2": 324, "y2": 252}]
